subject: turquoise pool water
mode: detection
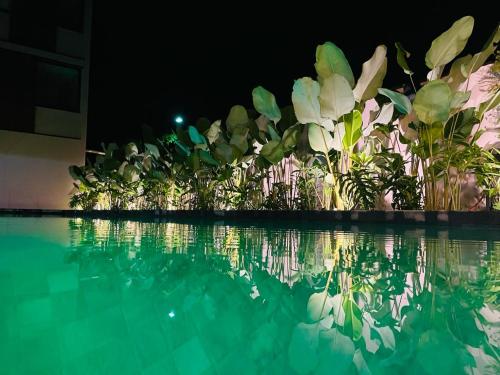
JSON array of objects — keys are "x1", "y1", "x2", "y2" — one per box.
[{"x1": 0, "y1": 216, "x2": 499, "y2": 374}]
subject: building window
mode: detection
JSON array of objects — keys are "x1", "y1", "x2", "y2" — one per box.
[
  {"x1": 0, "y1": 48, "x2": 36, "y2": 133},
  {"x1": 0, "y1": 0, "x2": 10, "y2": 11},
  {"x1": 57, "y1": 0, "x2": 83, "y2": 32},
  {"x1": 0, "y1": 0, "x2": 10, "y2": 41},
  {"x1": 9, "y1": 0, "x2": 58, "y2": 51},
  {"x1": 35, "y1": 61, "x2": 80, "y2": 113}
]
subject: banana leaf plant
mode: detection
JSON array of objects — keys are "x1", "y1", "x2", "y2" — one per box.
[
  {"x1": 382, "y1": 17, "x2": 500, "y2": 209},
  {"x1": 287, "y1": 40, "x2": 392, "y2": 209},
  {"x1": 68, "y1": 16, "x2": 499, "y2": 212}
]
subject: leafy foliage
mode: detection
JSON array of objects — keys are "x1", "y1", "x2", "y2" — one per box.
[
  {"x1": 69, "y1": 16, "x2": 499, "y2": 212},
  {"x1": 338, "y1": 164, "x2": 380, "y2": 210},
  {"x1": 378, "y1": 151, "x2": 423, "y2": 209}
]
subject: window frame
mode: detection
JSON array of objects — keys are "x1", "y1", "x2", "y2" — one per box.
[{"x1": 34, "y1": 58, "x2": 82, "y2": 113}]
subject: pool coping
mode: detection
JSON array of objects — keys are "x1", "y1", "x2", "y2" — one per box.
[{"x1": 0, "y1": 209, "x2": 499, "y2": 226}]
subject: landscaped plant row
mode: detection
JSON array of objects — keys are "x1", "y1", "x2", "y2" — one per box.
[{"x1": 70, "y1": 16, "x2": 500, "y2": 211}]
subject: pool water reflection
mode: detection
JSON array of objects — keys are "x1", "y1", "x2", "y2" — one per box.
[{"x1": 0, "y1": 217, "x2": 498, "y2": 374}]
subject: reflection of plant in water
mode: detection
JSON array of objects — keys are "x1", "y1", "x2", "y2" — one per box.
[
  {"x1": 293, "y1": 236, "x2": 500, "y2": 375},
  {"x1": 66, "y1": 219, "x2": 499, "y2": 374}
]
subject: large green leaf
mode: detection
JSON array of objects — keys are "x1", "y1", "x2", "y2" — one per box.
[
  {"x1": 425, "y1": 16, "x2": 474, "y2": 69},
  {"x1": 104, "y1": 143, "x2": 119, "y2": 159},
  {"x1": 260, "y1": 140, "x2": 284, "y2": 164},
  {"x1": 341, "y1": 297, "x2": 363, "y2": 341},
  {"x1": 307, "y1": 291, "x2": 333, "y2": 322},
  {"x1": 342, "y1": 110, "x2": 362, "y2": 150},
  {"x1": 123, "y1": 164, "x2": 140, "y2": 183},
  {"x1": 188, "y1": 151, "x2": 200, "y2": 171},
  {"x1": 353, "y1": 45, "x2": 387, "y2": 102},
  {"x1": 332, "y1": 122, "x2": 346, "y2": 151},
  {"x1": 226, "y1": 105, "x2": 249, "y2": 133},
  {"x1": 142, "y1": 156, "x2": 152, "y2": 171},
  {"x1": 450, "y1": 90, "x2": 471, "y2": 109},
  {"x1": 315, "y1": 42, "x2": 355, "y2": 87},
  {"x1": 144, "y1": 143, "x2": 160, "y2": 159},
  {"x1": 254, "y1": 115, "x2": 270, "y2": 143},
  {"x1": 463, "y1": 25, "x2": 500, "y2": 75},
  {"x1": 413, "y1": 80, "x2": 452, "y2": 124},
  {"x1": 175, "y1": 141, "x2": 191, "y2": 157},
  {"x1": 374, "y1": 103, "x2": 394, "y2": 125},
  {"x1": 267, "y1": 124, "x2": 281, "y2": 141},
  {"x1": 68, "y1": 166, "x2": 86, "y2": 184},
  {"x1": 118, "y1": 161, "x2": 127, "y2": 175},
  {"x1": 199, "y1": 150, "x2": 220, "y2": 166},
  {"x1": 252, "y1": 86, "x2": 281, "y2": 124},
  {"x1": 418, "y1": 122, "x2": 444, "y2": 145},
  {"x1": 378, "y1": 88, "x2": 412, "y2": 115},
  {"x1": 447, "y1": 55, "x2": 473, "y2": 89},
  {"x1": 478, "y1": 90, "x2": 500, "y2": 120},
  {"x1": 296, "y1": 125, "x2": 313, "y2": 160},
  {"x1": 255, "y1": 115, "x2": 270, "y2": 133},
  {"x1": 249, "y1": 118, "x2": 266, "y2": 142},
  {"x1": 364, "y1": 103, "x2": 394, "y2": 136},
  {"x1": 229, "y1": 127, "x2": 249, "y2": 154},
  {"x1": 176, "y1": 127, "x2": 191, "y2": 146},
  {"x1": 188, "y1": 125, "x2": 207, "y2": 145},
  {"x1": 399, "y1": 114, "x2": 418, "y2": 141},
  {"x1": 282, "y1": 124, "x2": 302, "y2": 151},
  {"x1": 292, "y1": 77, "x2": 322, "y2": 125},
  {"x1": 444, "y1": 108, "x2": 477, "y2": 139},
  {"x1": 214, "y1": 143, "x2": 237, "y2": 164},
  {"x1": 317, "y1": 328, "x2": 355, "y2": 374},
  {"x1": 204, "y1": 120, "x2": 221, "y2": 144},
  {"x1": 308, "y1": 123, "x2": 335, "y2": 154},
  {"x1": 102, "y1": 157, "x2": 121, "y2": 171},
  {"x1": 319, "y1": 74, "x2": 355, "y2": 121},
  {"x1": 395, "y1": 42, "x2": 413, "y2": 75},
  {"x1": 124, "y1": 142, "x2": 138, "y2": 159},
  {"x1": 427, "y1": 66, "x2": 445, "y2": 81}
]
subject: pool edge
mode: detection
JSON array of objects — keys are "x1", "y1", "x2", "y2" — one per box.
[{"x1": 0, "y1": 209, "x2": 499, "y2": 226}]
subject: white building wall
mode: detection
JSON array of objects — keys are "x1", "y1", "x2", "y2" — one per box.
[
  {"x1": 0, "y1": 130, "x2": 85, "y2": 208},
  {"x1": 0, "y1": 0, "x2": 92, "y2": 209}
]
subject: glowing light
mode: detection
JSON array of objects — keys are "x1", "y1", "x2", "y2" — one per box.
[
  {"x1": 174, "y1": 115, "x2": 184, "y2": 125},
  {"x1": 168, "y1": 310, "x2": 175, "y2": 318}
]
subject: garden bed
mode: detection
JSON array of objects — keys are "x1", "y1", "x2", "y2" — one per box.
[{"x1": 68, "y1": 17, "x2": 500, "y2": 215}]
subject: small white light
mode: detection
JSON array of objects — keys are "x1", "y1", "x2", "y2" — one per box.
[
  {"x1": 168, "y1": 310, "x2": 175, "y2": 318},
  {"x1": 174, "y1": 115, "x2": 184, "y2": 124}
]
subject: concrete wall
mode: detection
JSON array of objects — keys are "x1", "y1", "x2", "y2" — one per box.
[
  {"x1": 34, "y1": 107, "x2": 82, "y2": 139},
  {"x1": 0, "y1": 130, "x2": 85, "y2": 209}
]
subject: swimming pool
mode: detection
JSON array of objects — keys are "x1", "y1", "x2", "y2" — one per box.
[{"x1": 0, "y1": 216, "x2": 498, "y2": 374}]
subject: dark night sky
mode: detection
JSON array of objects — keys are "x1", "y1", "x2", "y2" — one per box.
[{"x1": 87, "y1": 2, "x2": 499, "y2": 149}]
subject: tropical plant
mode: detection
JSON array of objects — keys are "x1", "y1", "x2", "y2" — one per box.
[
  {"x1": 293, "y1": 164, "x2": 322, "y2": 210},
  {"x1": 377, "y1": 151, "x2": 423, "y2": 209},
  {"x1": 69, "y1": 16, "x2": 499, "y2": 212},
  {"x1": 387, "y1": 17, "x2": 500, "y2": 209},
  {"x1": 337, "y1": 154, "x2": 381, "y2": 210}
]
